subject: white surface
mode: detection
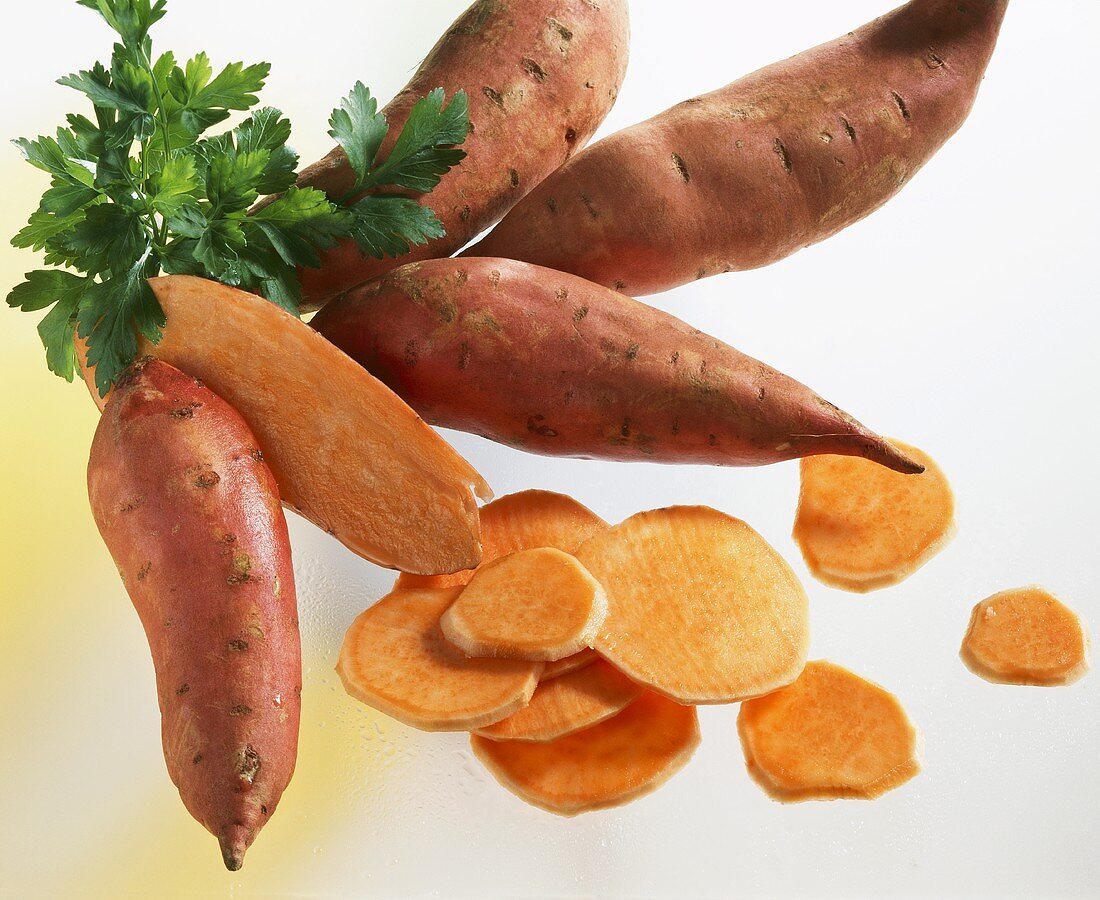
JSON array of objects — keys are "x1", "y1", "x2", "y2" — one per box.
[{"x1": 5, "y1": 1, "x2": 1099, "y2": 897}]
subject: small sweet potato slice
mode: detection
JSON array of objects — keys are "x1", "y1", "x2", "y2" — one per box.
[
  {"x1": 541, "y1": 648, "x2": 599, "y2": 682},
  {"x1": 471, "y1": 690, "x2": 699, "y2": 815},
  {"x1": 474, "y1": 658, "x2": 643, "y2": 742},
  {"x1": 441, "y1": 548, "x2": 607, "y2": 661},
  {"x1": 336, "y1": 587, "x2": 541, "y2": 731},
  {"x1": 83, "y1": 275, "x2": 492, "y2": 575},
  {"x1": 738, "y1": 660, "x2": 920, "y2": 802},
  {"x1": 793, "y1": 440, "x2": 954, "y2": 593},
  {"x1": 575, "y1": 506, "x2": 809, "y2": 704},
  {"x1": 398, "y1": 489, "x2": 608, "y2": 590},
  {"x1": 961, "y1": 587, "x2": 1091, "y2": 686}
]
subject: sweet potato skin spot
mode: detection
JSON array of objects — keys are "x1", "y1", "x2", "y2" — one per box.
[
  {"x1": 961, "y1": 587, "x2": 1091, "y2": 686},
  {"x1": 472, "y1": 690, "x2": 699, "y2": 815},
  {"x1": 737, "y1": 660, "x2": 920, "y2": 802}
]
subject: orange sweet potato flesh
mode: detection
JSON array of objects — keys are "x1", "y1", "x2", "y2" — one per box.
[
  {"x1": 738, "y1": 660, "x2": 920, "y2": 802},
  {"x1": 541, "y1": 647, "x2": 599, "y2": 681},
  {"x1": 468, "y1": 0, "x2": 1009, "y2": 296},
  {"x1": 961, "y1": 587, "x2": 1091, "y2": 686},
  {"x1": 313, "y1": 258, "x2": 923, "y2": 474},
  {"x1": 87, "y1": 359, "x2": 300, "y2": 871},
  {"x1": 266, "y1": 0, "x2": 629, "y2": 309},
  {"x1": 441, "y1": 547, "x2": 606, "y2": 661},
  {"x1": 474, "y1": 658, "x2": 643, "y2": 742},
  {"x1": 793, "y1": 439, "x2": 954, "y2": 592},
  {"x1": 576, "y1": 506, "x2": 810, "y2": 704},
  {"x1": 397, "y1": 489, "x2": 608, "y2": 590},
  {"x1": 471, "y1": 690, "x2": 699, "y2": 815},
  {"x1": 337, "y1": 587, "x2": 542, "y2": 731},
  {"x1": 85, "y1": 275, "x2": 491, "y2": 575}
]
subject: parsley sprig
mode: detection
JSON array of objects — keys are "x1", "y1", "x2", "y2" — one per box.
[{"x1": 8, "y1": 0, "x2": 469, "y2": 396}]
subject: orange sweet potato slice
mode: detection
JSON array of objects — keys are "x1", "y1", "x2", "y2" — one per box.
[
  {"x1": 575, "y1": 506, "x2": 809, "y2": 704},
  {"x1": 961, "y1": 587, "x2": 1091, "y2": 686},
  {"x1": 473, "y1": 658, "x2": 643, "y2": 742},
  {"x1": 738, "y1": 660, "x2": 920, "y2": 802},
  {"x1": 541, "y1": 648, "x2": 599, "y2": 681},
  {"x1": 471, "y1": 690, "x2": 699, "y2": 815},
  {"x1": 336, "y1": 587, "x2": 541, "y2": 731},
  {"x1": 793, "y1": 440, "x2": 954, "y2": 593},
  {"x1": 441, "y1": 548, "x2": 607, "y2": 661},
  {"x1": 85, "y1": 275, "x2": 491, "y2": 575},
  {"x1": 397, "y1": 489, "x2": 607, "y2": 590}
]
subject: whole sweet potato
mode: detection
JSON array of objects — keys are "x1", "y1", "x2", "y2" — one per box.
[
  {"x1": 468, "y1": 0, "x2": 1009, "y2": 295},
  {"x1": 285, "y1": 0, "x2": 629, "y2": 309},
  {"x1": 87, "y1": 358, "x2": 300, "y2": 871},
  {"x1": 312, "y1": 259, "x2": 921, "y2": 473}
]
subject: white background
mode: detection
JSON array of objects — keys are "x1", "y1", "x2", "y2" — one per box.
[{"x1": 2, "y1": 1, "x2": 1098, "y2": 897}]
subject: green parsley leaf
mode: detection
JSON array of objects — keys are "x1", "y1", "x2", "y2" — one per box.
[
  {"x1": 362, "y1": 88, "x2": 468, "y2": 193},
  {"x1": 328, "y1": 82, "x2": 388, "y2": 186},
  {"x1": 148, "y1": 154, "x2": 200, "y2": 217},
  {"x1": 236, "y1": 108, "x2": 298, "y2": 194},
  {"x1": 40, "y1": 179, "x2": 101, "y2": 217},
  {"x1": 346, "y1": 195, "x2": 445, "y2": 259},
  {"x1": 250, "y1": 187, "x2": 351, "y2": 268},
  {"x1": 207, "y1": 149, "x2": 269, "y2": 212},
  {"x1": 76, "y1": 0, "x2": 167, "y2": 46},
  {"x1": 12, "y1": 210, "x2": 87, "y2": 252},
  {"x1": 7, "y1": 270, "x2": 90, "y2": 380}
]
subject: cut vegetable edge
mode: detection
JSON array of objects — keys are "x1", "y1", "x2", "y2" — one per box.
[
  {"x1": 795, "y1": 518, "x2": 958, "y2": 594},
  {"x1": 959, "y1": 587, "x2": 1092, "y2": 687},
  {"x1": 440, "y1": 548, "x2": 609, "y2": 661},
  {"x1": 472, "y1": 659, "x2": 644, "y2": 742},
  {"x1": 541, "y1": 648, "x2": 600, "y2": 681},
  {"x1": 471, "y1": 692, "x2": 701, "y2": 816}
]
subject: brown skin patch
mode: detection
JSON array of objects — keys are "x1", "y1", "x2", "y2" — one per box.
[
  {"x1": 230, "y1": 705, "x2": 253, "y2": 717},
  {"x1": 228, "y1": 639, "x2": 249, "y2": 652},
  {"x1": 482, "y1": 86, "x2": 505, "y2": 109},
  {"x1": 527, "y1": 416, "x2": 559, "y2": 438},
  {"x1": 573, "y1": 306, "x2": 589, "y2": 323},
  {"x1": 194, "y1": 470, "x2": 221, "y2": 489},
  {"x1": 137, "y1": 561, "x2": 152, "y2": 581},
  {"x1": 171, "y1": 402, "x2": 203, "y2": 419},
  {"x1": 773, "y1": 138, "x2": 793, "y2": 173},
  {"x1": 522, "y1": 58, "x2": 548, "y2": 82},
  {"x1": 671, "y1": 153, "x2": 690, "y2": 182}
]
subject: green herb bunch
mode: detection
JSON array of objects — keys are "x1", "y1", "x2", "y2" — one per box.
[{"x1": 8, "y1": 0, "x2": 469, "y2": 396}]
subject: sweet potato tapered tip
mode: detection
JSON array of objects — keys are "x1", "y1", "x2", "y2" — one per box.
[
  {"x1": 219, "y1": 828, "x2": 249, "y2": 871},
  {"x1": 865, "y1": 439, "x2": 925, "y2": 476}
]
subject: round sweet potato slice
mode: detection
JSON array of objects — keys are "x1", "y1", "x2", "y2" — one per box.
[
  {"x1": 398, "y1": 489, "x2": 608, "y2": 590},
  {"x1": 961, "y1": 587, "x2": 1091, "y2": 686},
  {"x1": 793, "y1": 440, "x2": 955, "y2": 592},
  {"x1": 738, "y1": 660, "x2": 920, "y2": 802},
  {"x1": 474, "y1": 658, "x2": 643, "y2": 742},
  {"x1": 336, "y1": 587, "x2": 541, "y2": 731},
  {"x1": 575, "y1": 506, "x2": 809, "y2": 704},
  {"x1": 471, "y1": 690, "x2": 699, "y2": 815},
  {"x1": 441, "y1": 548, "x2": 607, "y2": 661},
  {"x1": 541, "y1": 648, "x2": 599, "y2": 682}
]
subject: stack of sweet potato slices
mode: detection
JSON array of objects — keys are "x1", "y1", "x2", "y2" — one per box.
[{"x1": 340, "y1": 490, "x2": 919, "y2": 814}]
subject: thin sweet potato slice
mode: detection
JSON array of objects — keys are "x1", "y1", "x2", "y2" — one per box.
[
  {"x1": 85, "y1": 275, "x2": 491, "y2": 575},
  {"x1": 398, "y1": 489, "x2": 608, "y2": 590},
  {"x1": 961, "y1": 587, "x2": 1091, "y2": 686},
  {"x1": 576, "y1": 506, "x2": 809, "y2": 704},
  {"x1": 541, "y1": 648, "x2": 599, "y2": 682},
  {"x1": 471, "y1": 690, "x2": 699, "y2": 815},
  {"x1": 793, "y1": 440, "x2": 954, "y2": 593},
  {"x1": 738, "y1": 660, "x2": 920, "y2": 802},
  {"x1": 336, "y1": 587, "x2": 541, "y2": 731},
  {"x1": 441, "y1": 548, "x2": 607, "y2": 661},
  {"x1": 473, "y1": 658, "x2": 643, "y2": 742}
]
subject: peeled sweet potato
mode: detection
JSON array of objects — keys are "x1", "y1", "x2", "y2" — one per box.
[
  {"x1": 277, "y1": 0, "x2": 629, "y2": 309},
  {"x1": 87, "y1": 359, "x2": 300, "y2": 871},
  {"x1": 313, "y1": 258, "x2": 922, "y2": 473},
  {"x1": 468, "y1": 0, "x2": 1009, "y2": 295},
  {"x1": 85, "y1": 275, "x2": 491, "y2": 575}
]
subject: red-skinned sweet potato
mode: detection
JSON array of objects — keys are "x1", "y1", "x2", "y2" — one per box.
[
  {"x1": 312, "y1": 258, "x2": 922, "y2": 473},
  {"x1": 87, "y1": 358, "x2": 300, "y2": 871},
  {"x1": 274, "y1": 0, "x2": 629, "y2": 309},
  {"x1": 468, "y1": 0, "x2": 1009, "y2": 295}
]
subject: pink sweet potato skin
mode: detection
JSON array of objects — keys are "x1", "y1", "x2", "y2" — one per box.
[
  {"x1": 286, "y1": 0, "x2": 629, "y2": 309},
  {"x1": 468, "y1": 0, "x2": 1008, "y2": 295},
  {"x1": 87, "y1": 359, "x2": 300, "y2": 871},
  {"x1": 312, "y1": 259, "x2": 921, "y2": 473}
]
